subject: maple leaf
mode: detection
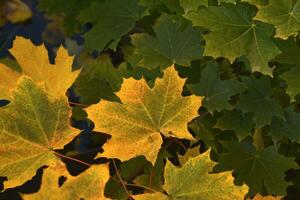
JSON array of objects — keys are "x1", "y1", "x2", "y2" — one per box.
[
  {"x1": 86, "y1": 65, "x2": 203, "y2": 164},
  {"x1": 188, "y1": 113, "x2": 217, "y2": 147},
  {"x1": 72, "y1": 55, "x2": 123, "y2": 104},
  {"x1": 214, "y1": 109, "x2": 254, "y2": 141},
  {"x1": 0, "y1": 37, "x2": 80, "y2": 100},
  {"x1": 134, "y1": 150, "x2": 248, "y2": 200},
  {"x1": 269, "y1": 106, "x2": 300, "y2": 143},
  {"x1": 281, "y1": 66, "x2": 300, "y2": 100},
  {"x1": 256, "y1": 0, "x2": 300, "y2": 39},
  {"x1": 130, "y1": 14, "x2": 203, "y2": 70},
  {"x1": 275, "y1": 37, "x2": 300, "y2": 65},
  {"x1": 10, "y1": 37, "x2": 80, "y2": 97},
  {"x1": 214, "y1": 140, "x2": 298, "y2": 195},
  {"x1": 236, "y1": 76, "x2": 284, "y2": 128},
  {"x1": 105, "y1": 156, "x2": 149, "y2": 199},
  {"x1": 78, "y1": 0, "x2": 147, "y2": 51},
  {"x1": 0, "y1": 77, "x2": 77, "y2": 188},
  {"x1": 133, "y1": 150, "x2": 166, "y2": 192},
  {"x1": 185, "y1": 2, "x2": 281, "y2": 75},
  {"x1": 22, "y1": 164, "x2": 110, "y2": 200},
  {"x1": 38, "y1": 0, "x2": 89, "y2": 35},
  {"x1": 187, "y1": 61, "x2": 243, "y2": 113}
]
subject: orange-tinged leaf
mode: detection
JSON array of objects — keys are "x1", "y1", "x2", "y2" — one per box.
[
  {"x1": 86, "y1": 65, "x2": 203, "y2": 164},
  {"x1": 8, "y1": 36, "x2": 80, "y2": 98},
  {"x1": 0, "y1": 63, "x2": 20, "y2": 99}
]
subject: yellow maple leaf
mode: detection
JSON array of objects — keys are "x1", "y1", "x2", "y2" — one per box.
[
  {"x1": 0, "y1": 77, "x2": 78, "y2": 188},
  {"x1": 22, "y1": 163, "x2": 110, "y2": 200},
  {"x1": 86, "y1": 65, "x2": 203, "y2": 164},
  {"x1": 0, "y1": 36, "x2": 80, "y2": 188},
  {"x1": 0, "y1": 36, "x2": 80, "y2": 99}
]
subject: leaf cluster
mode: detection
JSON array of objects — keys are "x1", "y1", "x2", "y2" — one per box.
[{"x1": 1, "y1": 0, "x2": 300, "y2": 199}]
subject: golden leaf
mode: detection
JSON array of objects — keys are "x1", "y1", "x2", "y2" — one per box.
[
  {"x1": 22, "y1": 164, "x2": 110, "y2": 200},
  {"x1": 0, "y1": 36, "x2": 80, "y2": 99},
  {"x1": 86, "y1": 65, "x2": 203, "y2": 164}
]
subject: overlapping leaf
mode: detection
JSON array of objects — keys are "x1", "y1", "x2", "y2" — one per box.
[
  {"x1": 22, "y1": 164, "x2": 110, "y2": 200},
  {"x1": 86, "y1": 65, "x2": 203, "y2": 164},
  {"x1": 237, "y1": 76, "x2": 284, "y2": 128},
  {"x1": 78, "y1": 0, "x2": 147, "y2": 51},
  {"x1": 214, "y1": 109, "x2": 254, "y2": 140},
  {"x1": 269, "y1": 106, "x2": 300, "y2": 143},
  {"x1": 256, "y1": 0, "x2": 300, "y2": 39},
  {"x1": 281, "y1": 66, "x2": 300, "y2": 100},
  {"x1": 188, "y1": 61, "x2": 243, "y2": 112},
  {"x1": 214, "y1": 140, "x2": 298, "y2": 195},
  {"x1": 0, "y1": 77, "x2": 77, "y2": 188},
  {"x1": 185, "y1": 2, "x2": 281, "y2": 75},
  {"x1": 134, "y1": 150, "x2": 248, "y2": 199},
  {"x1": 0, "y1": 37, "x2": 80, "y2": 189},
  {"x1": 130, "y1": 15, "x2": 203, "y2": 70}
]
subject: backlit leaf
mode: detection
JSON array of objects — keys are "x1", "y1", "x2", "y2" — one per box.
[
  {"x1": 8, "y1": 37, "x2": 80, "y2": 98},
  {"x1": 0, "y1": 77, "x2": 77, "y2": 188},
  {"x1": 86, "y1": 65, "x2": 203, "y2": 164},
  {"x1": 134, "y1": 150, "x2": 248, "y2": 199}
]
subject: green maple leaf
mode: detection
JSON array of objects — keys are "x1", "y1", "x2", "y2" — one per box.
[
  {"x1": 185, "y1": 2, "x2": 281, "y2": 75},
  {"x1": 214, "y1": 109, "x2": 254, "y2": 140},
  {"x1": 188, "y1": 113, "x2": 218, "y2": 147},
  {"x1": 38, "y1": 0, "x2": 89, "y2": 35},
  {"x1": 105, "y1": 156, "x2": 149, "y2": 199},
  {"x1": 78, "y1": 0, "x2": 147, "y2": 51},
  {"x1": 214, "y1": 140, "x2": 298, "y2": 195},
  {"x1": 256, "y1": 0, "x2": 300, "y2": 39},
  {"x1": 72, "y1": 55, "x2": 123, "y2": 104},
  {"x1": 133, "y1": 150, "x2": 166, "y2": 192},
  {"x1": 275, "y1": 37, "x2": 300, "y2": 65},
  {"x1": 281, "y1": 66, "x2": 300, "y2": 100},
  {"x1": 236, "y1": 76, "x2": 284, "y2": 128},
  {"x1": 187, "y1": 61, "x2": 243, "y2": 113},
  {"x1": 130, "y1": 15, "x2": 203, "y2": 70},
  {"x1": 134, "y1": 150, "x2": 248, "y2": 200},
  {"x1": 0, "y1": 77, "x2": 77, "y2": 188},
  {"x1": 269, "y1": 106, "x2": 300, "y2": 143}
]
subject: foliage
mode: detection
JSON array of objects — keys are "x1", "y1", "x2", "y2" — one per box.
[{"x1": 1, "y1": 0, "x2": 300, "y2": 199}]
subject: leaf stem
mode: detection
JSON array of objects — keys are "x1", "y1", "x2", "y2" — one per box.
[
  {"x1": 53, "y1": 151, "x2": 92, "y2": 167},
  {"x1": 112, "y1": 159, "x2": 133, "y2": 200}
]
